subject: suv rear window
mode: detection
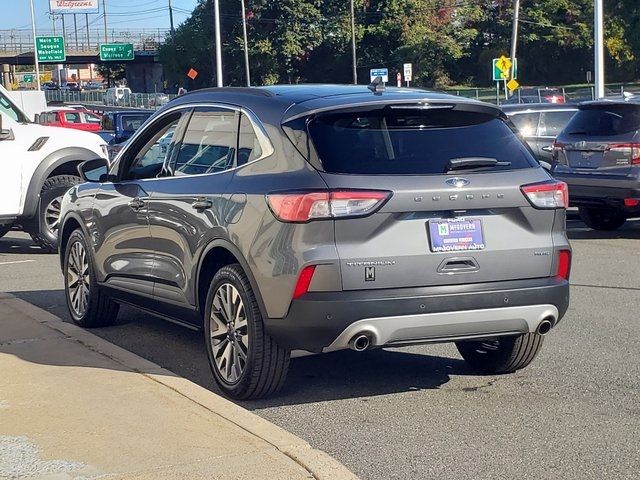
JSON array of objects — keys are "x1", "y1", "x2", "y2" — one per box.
[
  {"x1": 306, "y1": 108, "x2": 537, "y2": 175},
  {"x1": 564, "y1": 104, "x2": 640, "y2": 136}
]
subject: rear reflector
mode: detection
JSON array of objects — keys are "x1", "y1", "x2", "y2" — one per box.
[
  {"x1": 608, "y1": 143, "x2": 640, "y2": 165},
  {"x1": 293, "y1": 265, "x2": 316, "y2": 299},
  {"x1": 521, "y1": 181, "x2": 569, "y2": 209},
  {"x1": 557, "y1": 250, "x2": 571, "y2": 280},
  {"x1": 267, "y1": 190, "x2": 391, "y2": 223},
  {"x1": 624, "y1": 198, "x2": 640, "y2": 208}
]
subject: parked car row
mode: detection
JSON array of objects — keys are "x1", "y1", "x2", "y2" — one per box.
[{"x1": 503, "y1": 99, "x2": 640, "y2": 231}]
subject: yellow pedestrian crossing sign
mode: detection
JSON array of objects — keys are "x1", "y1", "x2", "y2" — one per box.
[{"x1": 492, "y1": 56, "x2": 518, "y2": 81}]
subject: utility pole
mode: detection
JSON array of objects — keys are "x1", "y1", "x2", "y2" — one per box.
[
  {"x1": 102, "y1": 0, "x2": 108, "y2": 43},
  {"x1": 240, "y1": 0, "x2": 250, "y2": 86},
  {"x1": 85, "y1": 14, "x2": 90, "y2": 50},
  {"x1": 350, "y1": 0, "x2": 357, "y2": 84},
  {"x1": 168, "y1": 0, "x2": 175, "y2": 36},
  {"x1": 51, "y1": 12, "x2": 56, "y2": 35},
  {"x1": 594, "y1": 0, "x2": 605, "y2": 99},
  {"x1": 73, "y1": 14, "x2": 79, "y2": 50},
  {"x1": 509, "y1": 0, "x2": 520, "y2": 89},
  {"x1": 213, "y1": 0, "x2": 223, "y2": 87},
  {"x1": 29, "y1": 0, "x2": 41, "y2": 90}
]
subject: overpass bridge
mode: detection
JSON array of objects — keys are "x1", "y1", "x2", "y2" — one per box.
[{"x1": 0, "y1": 29, "x2": 169, "y2": 92}]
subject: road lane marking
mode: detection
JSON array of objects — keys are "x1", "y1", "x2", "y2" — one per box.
[{"x1": 0, "y1": 260, "x2": 36, "y2": 266}]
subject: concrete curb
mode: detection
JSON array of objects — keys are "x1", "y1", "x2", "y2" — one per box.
[{"x1": 2, "y1": 293, "x2": 358, "y2": 480}]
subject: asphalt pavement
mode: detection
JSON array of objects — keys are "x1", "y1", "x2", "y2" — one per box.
[{"x1": 1, "y1": 218, "x2": 639, "y2": 479}]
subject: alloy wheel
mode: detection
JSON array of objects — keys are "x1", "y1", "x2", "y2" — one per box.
[
  {"x1": 45, "y1": 196, "x2": 62, "y2": 232},
  {"x1": 66, "y1": 241, "x2": 90, "y2": 317},
  {"x1": 209, "y1": 283, "x2": 249, "y2": 384}
]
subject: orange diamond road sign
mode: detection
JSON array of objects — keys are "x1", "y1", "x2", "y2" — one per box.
[
  {"x1": 507, "y1": 79, "x2": 520, "y2": 91},
  {"x1": 187, "y1": 68, "x2": 198, "y2": 80}
]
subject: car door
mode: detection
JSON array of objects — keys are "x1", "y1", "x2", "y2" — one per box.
[
  {"x1": 90, "y1": 111, "x2": 184, "y2": 301},
  {"x1": 145, "y1": 106, "x2": 240, "y2": 319},
  {"x1": 0, "y1": 111, "x2": 23, "y2": 218},
  {"x1": 536, "y1": 110, "x2": 577, "y2": 162}
]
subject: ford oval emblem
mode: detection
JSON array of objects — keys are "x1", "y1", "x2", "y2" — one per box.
[{"x1": 445, "y1": 177, "x2": 470, "y2": 188}]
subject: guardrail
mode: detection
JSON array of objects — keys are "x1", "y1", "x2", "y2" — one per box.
[{"x1": 45, "y1": 89, "x2": 179, "y2": 110}]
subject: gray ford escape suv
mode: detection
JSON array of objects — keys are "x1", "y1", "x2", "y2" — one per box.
[{"x1": 59, "y1": 85, "x2": 571, "y2": 399}]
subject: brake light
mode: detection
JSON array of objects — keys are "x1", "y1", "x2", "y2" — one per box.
[
  {"x1": 624, "y1": 198, "x2": 640, "y2": 207},
  {"x1": 293, "y1": 265, "x2": 316, "y2": 299},
  {"x1": 267, "y1": 190, "x2": 391, "y2": 223},
  {"x1": 521, "y1": 181, "x2": 569, "y2": 209},
  {"x1": 607, "y1": 143, "x2": 640, "y2": 165},
  {"x1": 557, "y1": 250, "x2": 571, "y2": 280}
]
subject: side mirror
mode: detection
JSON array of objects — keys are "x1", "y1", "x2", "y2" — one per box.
[
  {"x1": 78, "y1": 158, "x2": 112, "y2": 183},
  {"x1": 0, "y1": 115, "x2": 14, "y2": 141},
  {"x1": 539, "y1": 160, "x2": 552, "y2": 171}
]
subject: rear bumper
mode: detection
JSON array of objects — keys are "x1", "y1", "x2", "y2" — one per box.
[
  {"x1": 264, "y1": 277, "x2": 570, "y2": 352},
  {"x1": 554, "y1": 173, "x2": 640, "y2": 211}
]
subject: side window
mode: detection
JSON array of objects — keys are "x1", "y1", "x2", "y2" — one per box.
[
  {"x1": 65, "y1": 112, "x2": 81, "y2": 124},
  {"x1": 122, "y1": 114, "x2": 182, "y2": 181},
  {"x1": 538, "y1": 111, "x2": 576, "y2": 137},
  {"x1": 509, "y1": 112, "x2": 540, "y2": 137},
  {"x1": 173, "y1": 108, "x2": 238, "y2": 176},
  {"x1": 237, "y1": 113, "x2": 263, "y2": 165}
]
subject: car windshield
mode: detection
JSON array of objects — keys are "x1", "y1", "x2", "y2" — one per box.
[
  {"x1": 306, "y1": 107, "x2": 537, "y2": 175},
  {"x1": 0, "y1": 89, "x2": 28, "y2": 123},
  {"x1": 564, "y1": 104, "x2": 640, "y2": 136},
  {"x1": 120, "y1": 114, "x2": 150, "y2": 132}
]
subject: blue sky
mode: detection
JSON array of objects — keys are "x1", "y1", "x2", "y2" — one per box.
[{"x1": 5, "y1": 0, "x2": 197, "y2": 31}]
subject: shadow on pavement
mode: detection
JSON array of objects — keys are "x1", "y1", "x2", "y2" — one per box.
[
  {"x1": 0, "y1": 235, "x2": 51, "y2": 255},
  {"x1": 12, "y1": 288, "x2": 467, "y2": 406},
  {"x1": 567, "y1": 218, "x2": 640, "y2": 240}
]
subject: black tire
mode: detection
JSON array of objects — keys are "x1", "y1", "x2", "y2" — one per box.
[
  {"x1": 63, "y1": 229, "x2": 119, "y2": 328},
  {"x1": 30, "y1": 174, "x2": 82, "y2": 252},
  {"x1": 456, "y1": 333, "x2": 544, "y2": 374},
  {"x1": 204, "y1": 264, "x2": 290, "y2": 400},
  {"x1": 578, "y1": 206, "x2": 627, "y2": 231}
]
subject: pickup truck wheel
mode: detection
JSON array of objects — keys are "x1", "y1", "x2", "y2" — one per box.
[
  {"x1": 204, "y1": 264, "x2": 290, "y2": 400},
  {"x1": 30, "y1": 175, "x2": 82, "y2": 252},
  {"x1": 578, "y1": 207, "x2": 627, "y2": 231},
  {"x1": 456, "y1": 333, "x2": 544, "y2": 374},
  {"x1": 63, "y1": 229, "x2": 119, "y2": 327}
]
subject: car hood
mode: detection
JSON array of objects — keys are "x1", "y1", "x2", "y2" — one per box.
[{"x1": 25, "y1": 122, "x2": 107, "y2": 156}]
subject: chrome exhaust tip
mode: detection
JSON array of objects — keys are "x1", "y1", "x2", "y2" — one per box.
[
  {"x1": 349, "y1": 334, "x2": 371, "y2": 352},
  {"x1": 537, "y1": 318, "x2": 554, "y2": 335}
]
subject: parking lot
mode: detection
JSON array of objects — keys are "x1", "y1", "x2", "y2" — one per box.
[{"x1": 1, "y1": 217, "x2": 639, "y2": 480}]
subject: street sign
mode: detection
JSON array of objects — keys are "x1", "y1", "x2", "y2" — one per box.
[
  {"x1": 403, "y1": 63, "x2": 412, "y2": 82},
  {"x1": 506, "y1": 79, "x2": 520, "y2": 92},
  {"x1": 23, "y1": 74, "x2": 34, "y2": 83},
  {"x1": 492, "y1": 57, "x2": 517, "y2": 81},
  {"x1": 36, "y1": 36, "x2": 66, "y2": 63},
  {"x1": 100, "y1": 43, "x2": 135, "y2": 61},
  {"x1": 370, "y1": 68, "x2": 389, "y2": 83},
  {"x1": 187, "y1": 68, "x2": 199, "y2": 80}
]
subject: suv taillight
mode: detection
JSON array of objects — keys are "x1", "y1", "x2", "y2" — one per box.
[
  {"x1": 607, "y1": 143, "x2": 640, "y2": 165},
  {"x1": 521, "y1": 181, "x2": 568, "y2": 209},
  {"x1": 267, "y1": 190, "x2": 391, "y2": 223},
  {"x1": 557, "y1": 250, "x2": 571, "y2": 280}
]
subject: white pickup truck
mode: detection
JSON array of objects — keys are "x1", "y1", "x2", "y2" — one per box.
[{"x1": 0, "y1": 84, "x2": 108, "y2": 250}]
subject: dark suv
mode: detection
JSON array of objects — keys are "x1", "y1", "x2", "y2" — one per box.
[
  {"x1": 552, "y1": 100, "x2": 640, "y2": 230},
  {"x1": 59, "y1": 85, "x2": 571, "y2": 399}
]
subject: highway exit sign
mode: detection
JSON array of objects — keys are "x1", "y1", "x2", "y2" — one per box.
[
  {"x1": 36, "y1": 36, "x2": 66, "y2": 62},
  {"x1": 100, "y1": 43, "x2": 135, "y2": 61}
]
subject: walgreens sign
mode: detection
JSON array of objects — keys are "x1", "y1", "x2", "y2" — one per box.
[{"x1": 49, "y1": 0, "x2": 99, "y2": 14}]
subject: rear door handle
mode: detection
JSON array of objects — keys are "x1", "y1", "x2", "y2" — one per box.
[
  {"x1": 128, "y1": 198, "x2": 146, "y2": 211},
  {"x1": 541, "y1": 145, "x2": 553, "y2": 152},
  {"x1": 191, "y1": 198, "x2": 213, "y2": 210}
]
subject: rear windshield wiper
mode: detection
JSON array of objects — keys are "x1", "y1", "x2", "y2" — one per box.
[{"x1": 445, "y1": 157, "x2": 511, "y2": 172}]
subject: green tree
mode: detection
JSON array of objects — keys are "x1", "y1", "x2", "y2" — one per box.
[{"x1": 95, "y1": 64, "x2": 126, "y2": 87}]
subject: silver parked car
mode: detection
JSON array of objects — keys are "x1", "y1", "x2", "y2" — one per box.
[{"x1": 58, "y1": 85, "x2": 571, "y2": 399}]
